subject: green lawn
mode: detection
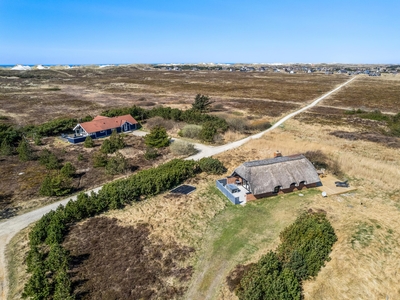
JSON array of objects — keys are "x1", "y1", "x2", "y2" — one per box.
[{"x1": 186, "y1": 186, "x2": 319, "y2": 300}]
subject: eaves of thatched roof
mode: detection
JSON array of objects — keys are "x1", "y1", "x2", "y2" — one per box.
[{"x1": 231, "y1": 155, "x2": 320, "y2": 195}]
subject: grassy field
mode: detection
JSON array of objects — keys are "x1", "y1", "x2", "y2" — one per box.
[{"x1": 185, "y1": 188, "x2": 317, "y2": 300}]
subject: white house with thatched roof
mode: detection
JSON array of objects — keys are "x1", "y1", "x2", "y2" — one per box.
[{"x1": 216, "y1": 152, "x2": 321, "y2": 204}]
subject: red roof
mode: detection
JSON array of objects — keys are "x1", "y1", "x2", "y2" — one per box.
[{"x1": 78, "y1": 115, "x2": 138, "y2": 134}]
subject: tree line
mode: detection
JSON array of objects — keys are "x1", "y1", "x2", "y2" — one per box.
[{"x1": 23, "y1": 157, "x2": 226, "y2": 299}]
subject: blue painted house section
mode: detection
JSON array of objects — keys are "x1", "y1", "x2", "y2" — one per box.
[
  {"x1": 216, "y1": 179, "x2": 241, "y2": 205},
  {"x1": 67, "y1": 114, "x2": 138, "y2": 144}
]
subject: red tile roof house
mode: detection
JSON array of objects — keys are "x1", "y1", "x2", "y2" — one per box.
[
  {"x1": 216, "y1": 152, "x2": 321, "y2": 205},
  {"x1": 67, "y1": 115, "x2": 139, "y2": 143}
]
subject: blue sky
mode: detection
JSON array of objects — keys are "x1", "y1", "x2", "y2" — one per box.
[{"x1": 1, "y1": 0, "x2": 399, "y2": 64}]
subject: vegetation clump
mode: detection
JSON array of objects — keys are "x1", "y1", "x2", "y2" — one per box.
[
  {"x1": 105, "y1": 152, "x2": 127, "y2": 175},
  {"x1": 83, "y1": 136, "x2": 94, "y2": 148},
  {"x1": 17, "y1": 138, "x2": 34, "y2": 161},
  {"x1": 234, "y1": 211, "x2": 337, "y2": 300},
  {"x1": 199, "y1": 157, "x2": 226, "y2": 174},
  {"x1": 100, "y1": 130, "x2": 125, "y2": 154},
  {"x1": 39, "y1": 149, "x2": 61, "y2": 170},
  {"x1": 144, "y1": 125, "x2": 169, "y2": 148},
  {"x1": 192, "y1": 94, "x2": 214, "y2": 112},
  {"x1": 170, "y1": 140, "x2": 197, "y2": 156},
  {"x1": 178, "y1": 124, "x2": 202, "y2": 139}
]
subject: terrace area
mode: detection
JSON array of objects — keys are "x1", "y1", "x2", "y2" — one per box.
[{"x1": 216, "y1": 179, "x2": 248, "y2": 205}]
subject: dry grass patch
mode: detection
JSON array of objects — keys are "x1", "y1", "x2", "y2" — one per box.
[{"x1": 5, "y1": 225, "x2": 32, "y2": 300}]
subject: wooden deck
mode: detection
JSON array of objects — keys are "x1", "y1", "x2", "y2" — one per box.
[{"x1": 317, "y1": 174, "x2": 357, "y2": 196}]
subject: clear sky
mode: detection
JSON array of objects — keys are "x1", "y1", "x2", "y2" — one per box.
[{"x1": 1, "y1": 0, "x2": 399, "y2": 64}]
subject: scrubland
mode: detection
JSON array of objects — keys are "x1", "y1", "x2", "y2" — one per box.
[{"x1": 4, "y1": 68, "x2": 400, "y2": 299}]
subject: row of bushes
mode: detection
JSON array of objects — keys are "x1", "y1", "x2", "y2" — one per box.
[
  {"x1": 101, "y1": 104, "x2": 229, "y2": 132},
  {"x1": 23, "y1": 157, "x2": 226, "y2": 299},
  {"x1": 235, "y1": 212, "x2": 337, "y2": 300}
]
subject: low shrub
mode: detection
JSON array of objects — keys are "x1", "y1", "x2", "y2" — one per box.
[
  {"x1": 84, "y1": 136, "x2": 94, "y2": 148},
  {"x1": 199, "y1": 157, "x2": 226, "y2": 174},
  {"x1": 170, "y1": 140, "x2": 197, "y2": 156},
  {"x1": 179, "y1": 124, "x2": 202, "y2": 139},
  {"x1": 144, "y1": 147, "x2": 159, "y2": 160},
  {"x1": 39, "y1": 149, "x2": 61, "y2": 170},
  {"x1": 105, "y1": 152, "x2": 127, "y2": 175}
]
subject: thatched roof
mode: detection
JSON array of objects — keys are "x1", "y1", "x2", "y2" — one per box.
[{"x1": 231, "y1": 154, "x2": 320, "y2": 195}]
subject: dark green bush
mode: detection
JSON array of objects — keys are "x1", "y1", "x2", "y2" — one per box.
[
  {"x1": 101, "y1": 130, "x2": 125, "y2": 153},
  {"x1": 105, "y1": 152, "x2": 127, "y2": 175},
  {"x1": 17, "y1": 139, "x2": 34, "y2": 161},
  {"x1": 39, "y1": 149, "x2": 61, "y2": 170},
  {"x1": 276, "y1": 212, "x2": 337, "y2": 280},
  {"x1": 236, "y1": 251, "x2": 301, "y2": 300},
  {"x1": 236, "y1": 212, "x2": 337, "y2": 299},
  {"x1": 60, "y1": 162, "x2": 76, "y2": 178},
  {"x1": 39, "y1": 173, "x2": 72, "y2": 197},
  {"x1": 93, "y1": 151, "x2": 108, "y2": 167},
  {"x1": 144, "y1": 125, "x2": 169, "y2": 148},
  {"x1": 199, "y1": 157, "x2": 226, "y2": 174},
  {"x1": 83, "y1": 136, "x2": 94, "y2": 148},
  {"x1": 199, "y1": 121, "x2": 218, "y2": 142}
]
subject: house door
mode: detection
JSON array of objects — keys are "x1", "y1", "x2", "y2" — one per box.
[{"x1": 123, "y1": 123, "x2": 128, "y2": 131}]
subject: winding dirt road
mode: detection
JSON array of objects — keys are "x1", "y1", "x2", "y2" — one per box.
[{"x1": 0, "y1": 75, "x2": 357, "y2": 299}]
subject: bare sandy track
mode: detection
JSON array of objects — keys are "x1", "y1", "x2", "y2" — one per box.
[{"x1": 0, "y1": 75, "x2": 357, "y2": 299}]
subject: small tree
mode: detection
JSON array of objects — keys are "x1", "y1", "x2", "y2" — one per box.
[
  {"x1": 192, "y1": 94, "x2": 214, "y2": 112},
  {"x1": 144, "y1": 125, "x2": 169, "y2": 148},
  {"x1": 93, "y1": 151, "x2": 108, "y2": 167},
  {"x1": 144, "y1": 147, "x2": 159, "y2": 160},
  {"x1": 105, "y1": 152, "x2": 127, "y2": 175},
  {"x1": 83, "y1": 136, "x2": 94, "y2": 148},
  {"x1": 17, "y1": 138, "x2": 33, "y2": 161},
  {"x1": 109, "y1": 130, "x2": 125, "y2": 150},
  {"x1": 101, "y1": 130, "x2": 125, "y2": 153},
  {"x1": 0, "y1": 139, "x2": 13, "y2": 156},
  {"x1": 39, "y1": 149, "x2": 61, "y2": 170},
  {"x1": 60, "y1": 162, "x2": 76, "y2": 178},
  {"x1": 199, "y1": 121, "x2": 218, "y2": 143},
  {"x1": 39, "y1": 173, "x2": 72, "y2": 196}
]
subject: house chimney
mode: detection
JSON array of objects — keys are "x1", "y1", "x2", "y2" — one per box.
[{"x1": 274, "y1": 150, "x2": 282, "y2": 158}]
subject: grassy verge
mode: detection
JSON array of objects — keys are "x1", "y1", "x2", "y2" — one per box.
[
  {"x1": 5, "y1": 226, "x2": 32, "y2": 300},
  {"x1": 186, "y1": 187, "x2": 319, "y2": 299}
]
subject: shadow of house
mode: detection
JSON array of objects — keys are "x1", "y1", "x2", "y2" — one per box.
[
  {"x1": 217, "y1": 152, "x2": 321, "y2": 204},
  {"x1": 67, "y1": 115, "x2": 138, "y2": 143}
]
